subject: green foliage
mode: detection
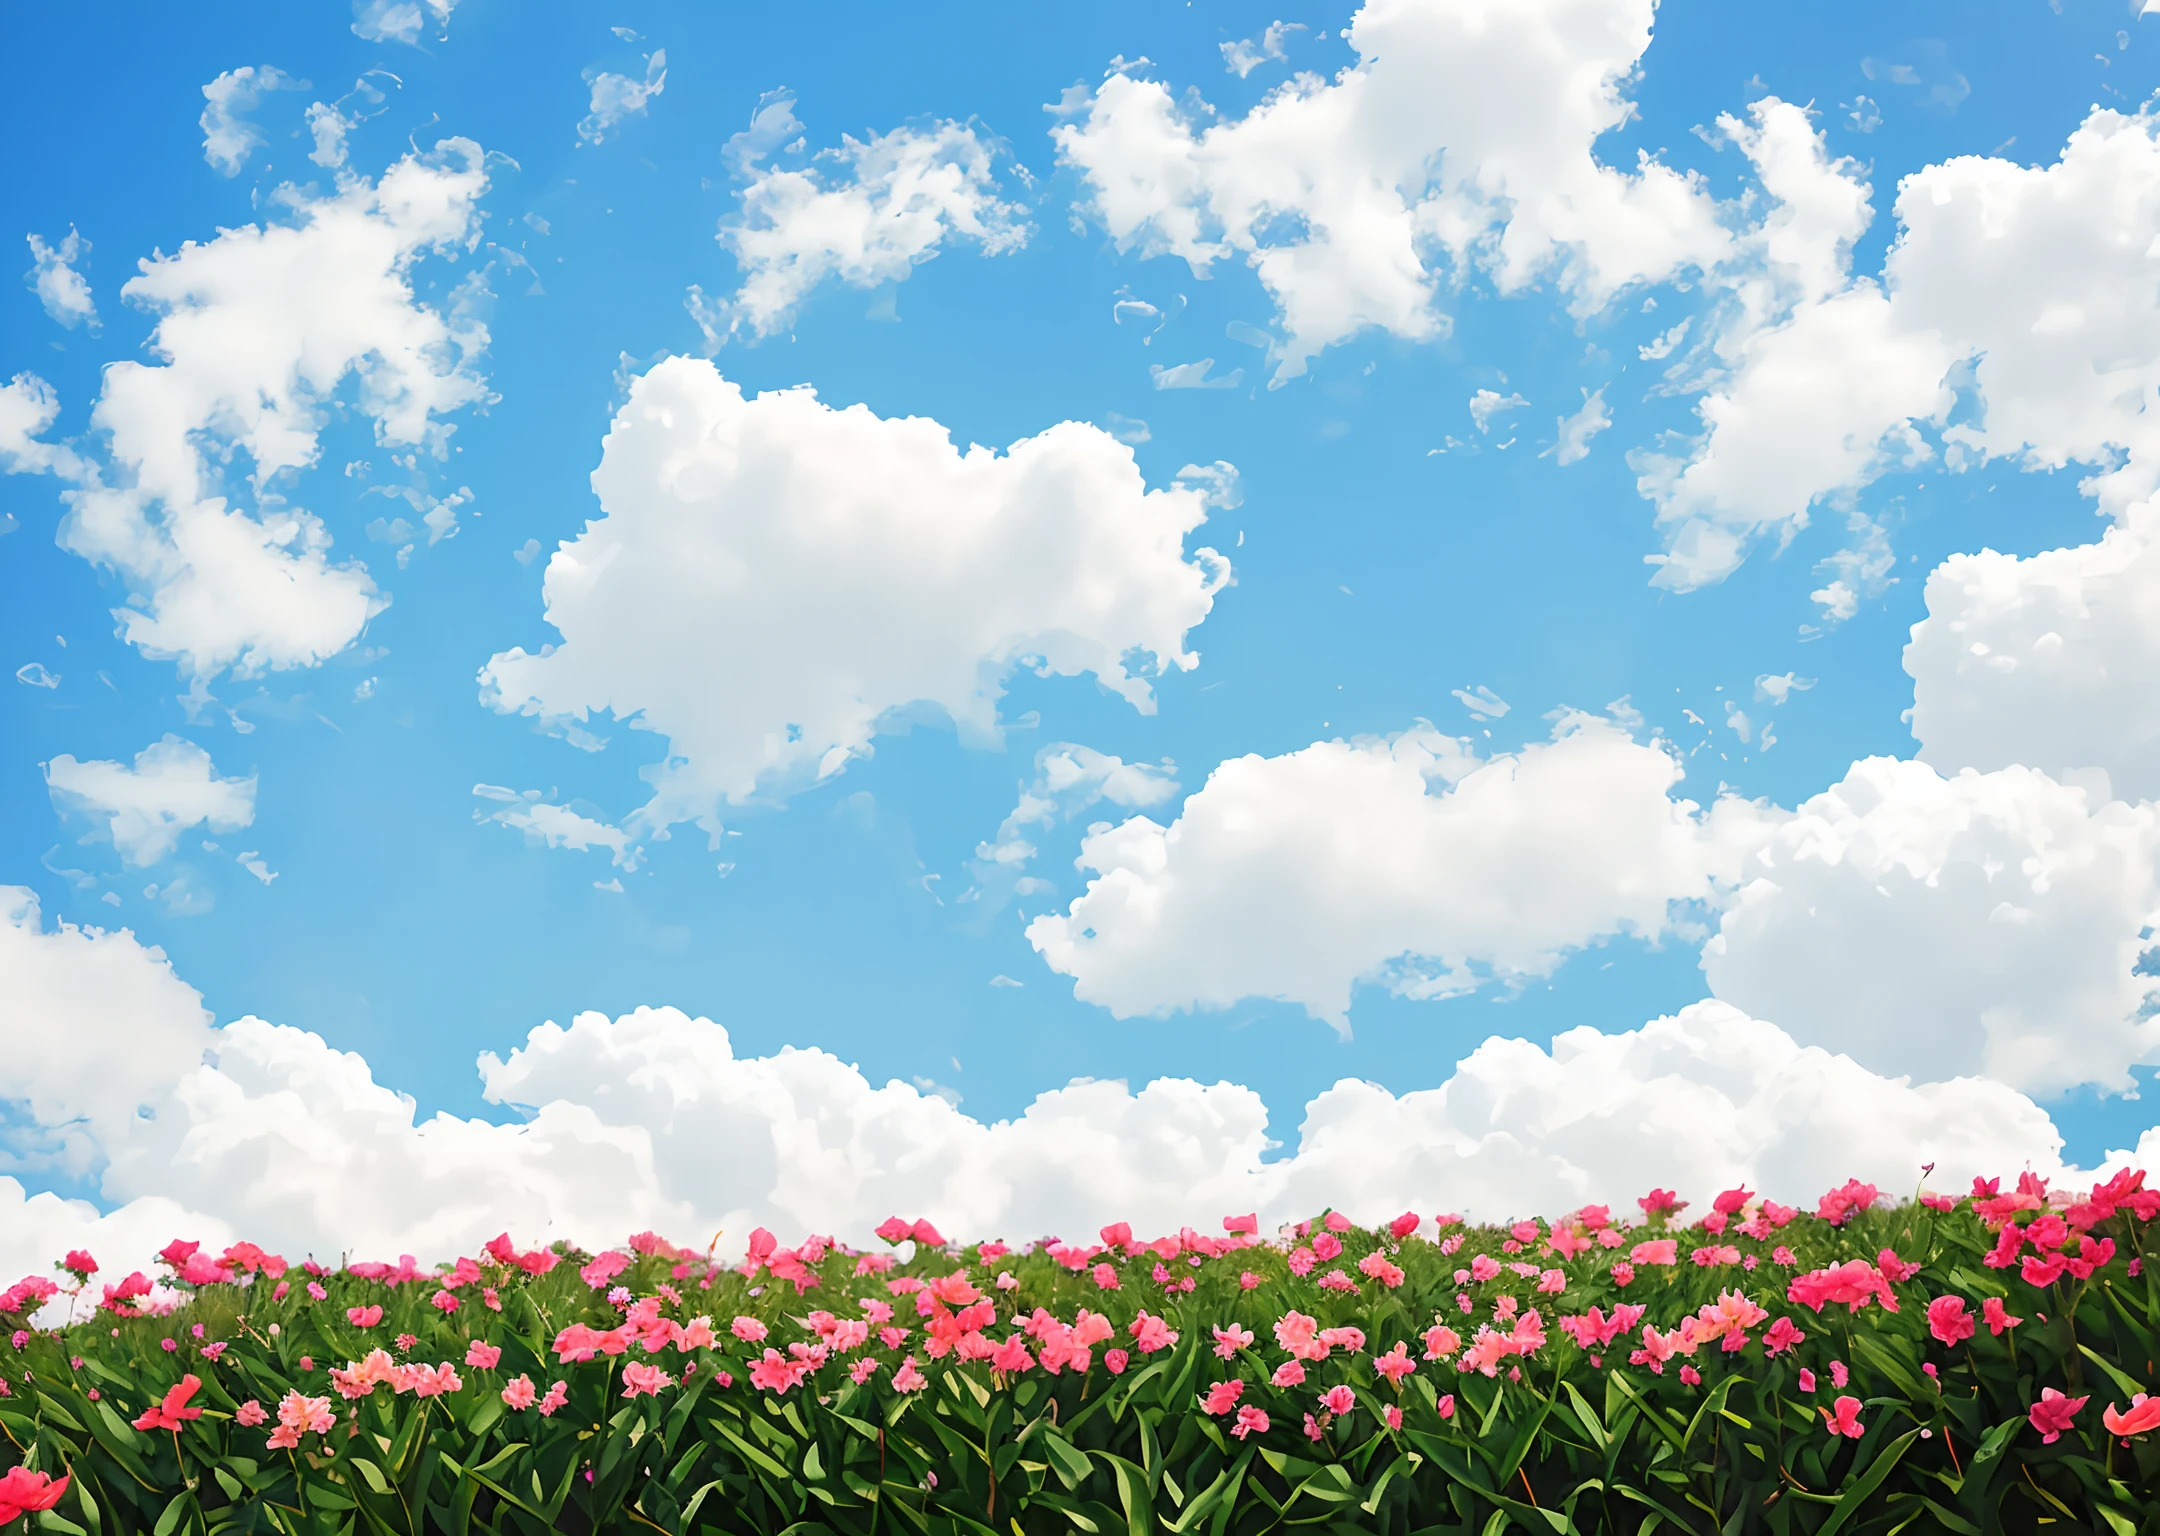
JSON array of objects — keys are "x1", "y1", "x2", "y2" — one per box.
[{"x1": 3, "y1": 1187, "x2": 2159, "y2": 1533}]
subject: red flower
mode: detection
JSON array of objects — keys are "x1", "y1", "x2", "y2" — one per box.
[
  {"x1": 1820, "y1": 1395, "x2": 1864, "y2": 1439},
  {"x1": 0, "y1": 1468, "x2": 69, "y2": 1526},
  {"x1": 2027, "y1": 1387, "x2": 2087, "y2": 1445}
]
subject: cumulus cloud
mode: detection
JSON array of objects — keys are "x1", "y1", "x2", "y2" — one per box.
[
  {"x1": 1703, "y1": 757, "x2": 2160, "y2": 1097},
  {"x1": 1054, "y1": 0, "x2": 1734, "y2": 382},
  {"x1": 25, "y1": 228, "x2": 96, "y2": 330},
  {"x1": 350, "y1": 0, "x2": 457, "y2": 45},
  {"x1": 691, "y1": 98, "x2": 1026, "y2": 344},
  {"x1": 45, "y1": 736, "x2": 257, "y2": 867},
  {"x1": 1645, "y1": 103, "x2": 2160, "y2": 590},
  {"x1": 1221, "y1": 21, "x2": 1303, "y2": 77},
  {"x1": 577, "y1": 50, "x2": 667, "y2": 145},
  {"x1": 1027, "y1": 715, "x2": 1767, "y2": 1031},
  {"x1": 1907, "y1": 505, "x2": 2160, "y2": 803},
  {"x1": 12, "y1": 141, "x2": 492, "y2": 683},
  {"x1": 0, "y1": 887, "x2": 2126, "y2": 1281},
  {"x1": 200, "y1": 66, "x2": 306, "y2": 178},
  {"x1": 479, "y1": 357, "x2": 1229, "y2": 845}
]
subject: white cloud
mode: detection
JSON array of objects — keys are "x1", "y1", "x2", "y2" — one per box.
[
  {"x1": 1644, "y1": 103, "x2": 2160, "y2": 590},
  {"x1": 45, "y1": 736, "x2": 257, "y2": 867},
  {"x1": 1275, "y1": 1001, "x2": 2071, "y2": 1222},
  {"x1": 1054, "y1": 0, "x2": 1732, "y2": 382},
  {"x1": 973, "y1": 743, "x2": 1179, "y2": 886},
  {"x1": 480, "y1": 358, "x2": 1230, "y2": 845},
  {"x1": 1907, "y1": 503, "x2": 2160, "y2": 803},
  {"x1": 37, "y1": 140, "x2": 491, "y2": 682},
  {"x1": 692, "y1": 101, "x2": 1026, "y2": 344},
  {"x1": 2, "y1": 886, "x2": 2129, "y2": 1281},
  {"x1": 1220, "y1": 21, "x2": 1303, "y2": 77},
  {"x1": 1468, "y1": 389, "x2": 1527, "y2": 434},
  {"x1": 1702, "y1": 757, "x2": 2160, "y2": 1097},
  {"x1": 305, "y1": 72, "x2": 396, "y2": 172},
  {"x1": 1027, "y1": 715, "x2": 1765, "y2": 1031},
  {"x1": 350, "y1": 0, "x2": 457, "y2": 45},
  {"x1": 1450, "y1": 684, "x2": 1508, "y2": 719},
  {"x1": 0, "y1": 373, "x2": 89, "y2": 481},
  {"x1": 1150, "y1": 358, "x2": 1241, "y2": 390},
  {"x1": 25, "y1": 229, "x2": 97, "y2": 330},
  {"x1": 1547, "y1": 387, "x2": 1610, "y2": 465},
  {"x1": 577, "y1": 50, "x2": 667, "y2": 145},
  {"x1": 200, "y1": 66, "x2": 306, "y2": 178},
  {"x1": 1754, "y1": 672, "x2": 1814, "y2": 706},
  {"x1": 472, "y1": 784, "x2": 637, "y2": 868}
]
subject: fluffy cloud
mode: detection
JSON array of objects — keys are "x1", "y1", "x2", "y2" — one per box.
[
  {"x1": 577, "y1": 50, "x2": 667, "y2": 145},
  {"x1": 1275, "y1": 1001, "x2": 2071, "y2": 1220},
  {"x1": 25, "y1": 228, "x2": 96, "y2": 330},
  {"x1": 199, "y1": 66, "x2": 305, "y2": 178},
  {"x1": 44, "y1": 735, "x2": 257, "y2": 867},
  {"x1": 690, "y1": 96, "x2": 1026, "y2": 344},
  {"x1": 1, "y1": 886, "x2": 2129, "y2": 1281},
  {"x1": 1702, "y1": 758, "x2": 2160, "y2": 1097},
  {"x1": 1646, "y1": 104, "x2": 2160, "y2": 589},
  {"x1": 1054, "y1": 0, "x2": 1734, "y2": 382},
  {"x1": 1027, "y1": 715, "x2": 1765, "y2": 1030},
  {"x1": 1906, "y1": 505, "x2": 2160, "y2": 804},
  {"x1": 0, "y1": 373, "x2": 89, "y2": 481},
  {"x1": 479, "y1": 357, "x2": 1229, "y2": 843},
  {"x1": 16, "y1": 141, "x2": 492, "y2": 682}
]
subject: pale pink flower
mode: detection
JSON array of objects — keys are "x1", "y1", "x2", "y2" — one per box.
[
  {"x1": 621, "y1": 1361, "x2": 673, "y2": 1398},
  {"x1": 347, "y1": 1306, "x2": 383, "y2": 1328},
  {"x1": 1373, "y1": 1343, "x2": 1416, "y2": 1385},
  {"x1": 537, "y1": 1380, "x2": 569, "y2": 1416},
  {"x1": 501, "y1": 1375, "x2": 537, "y2": 1410},
  {"x1": 1212, "y1": 1324, "x2": 1254, "y2": 1359},
  {"x1": 1422, "y1": 1324, "x2": 1460, "y2": 1360},
  {"x1": 1384, "y1": 1403, "x2": 1403, "y2": 1430},
  {"x1": 235, "y1": 1399, "x2": 267, "y2": 1426},
  {"x1": 1232, "y1": 1404, "x2": 1269, "y2": 1439},
  {"x1": 731, "y1": 1315, "x2": 768, "y2": 1343},
  {"x1": 1239, "y1": 1271, "x2": 1261, "y2": 1290},
  {"x1": 1271, "y1": 1359, "x2": 1306, "y2": 1387},
  {"x1": 465, "y1": 1340, "x2": 502, "y2": 1370},
  {"x1": 1201, "y1": 1380, "x2": 1244, "y2": 1415},
  {"x1": 1319, "y1": 1385, "x2": 1355, "y2": 1416}
]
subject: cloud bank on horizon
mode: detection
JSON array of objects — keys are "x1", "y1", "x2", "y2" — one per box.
[{"x1": 6, "y1": 0, "x2": 2160, "y2": 1269}]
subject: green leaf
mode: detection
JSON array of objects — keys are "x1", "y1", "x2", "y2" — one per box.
[
  {"x1": 2080, "y1": 1342, "x2": 2150, "y2": 1405},
  {"x1": 1815, "y1": 1428, "x2": 1920, "y2": 1536},
  {"x1": 150, "y1": 1493, "x2": 192, "y2": 1536}
]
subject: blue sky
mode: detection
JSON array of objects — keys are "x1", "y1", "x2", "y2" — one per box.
[{"x1": 7, "y1": 0, "x2": 2160, "y2": 1259}]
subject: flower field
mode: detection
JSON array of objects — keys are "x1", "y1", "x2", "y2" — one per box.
[{"x1": 4, "y1": 1174, "x2": 2160, "y2": 1534}]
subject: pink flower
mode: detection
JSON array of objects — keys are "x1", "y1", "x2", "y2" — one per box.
[
  {"x1": 1630, "y1": 1240, "x2": 1679, "y2": 1267},
  {"x1": 1212, "y1": 1323, "x2": 1254, "y2": 1359},
  {"x1": 1389, "y1": 1211, "x2": 1420, "y2": 1238},
  {"x1": 1311, "y1": 1232, "x2": 1344, "y2": 1262},
  {"x1": 306, "y1": 1282, "x2": 327, "y2": 1302},
  {"x1": 850, "y1": 1358, "x2": 879, "y2": 1384},
  {"x1": 1469, "y1": 1253, "x2": 1501, "y2": 1282},
  {"x1": 1201, "y1": 1380, "x2": 1245, "y2": 1415},
  {"x1": 1762, "y1": 1317, "x2": 1805, "y2": 1357},
  {"x1": 1422, "y1": 1324, "x2": 1461, "y2": 1359},
  {"x1": 346, "y1": 1305, "x2": 383, "y2": 1328},
  {"x1": 1679, "y1": 1365, "x2": 1702, "y2": 1386},
  {"x1": 2028, "y1": 1387, "x2": 2087, "y2": 1444},
  {"x1": 1536, "y1": 1268, "x2": 1566, "y2": 1294},
  {"x1": 1128, "y1": 1312, "x2": 1178, "y2": 1354},
  {"x1": 988, "y1": 1335, "x2": 1034, "y2": 1374},
  {"x1": 1274, "y1": 1310, "x2": 1323, "y2": 1360},
  {"x1": 892, "y1": 1357, "x2": 928, "y2": 1391},
  {"x1": 1638, "y1": 1188, "x2": 1684, "y2": 1218},
  {"x1": 1799, "y1": 1368, "x2": 1816, "y2": 1392},
  {"x1": 1877, "y1": 1248, "x2": 1922, "y2": 1284},
  {"x1": 1437, "y1": 1394, "x2": 1456, "y2": 1420},
  {"x1": 1373, "y1": 1343, "x2": 1416, "y2": 1385},
  {"x1": 501, "y1": 1375, "x2": 537, "y2": 1410},
  {"x1": 1927, "y1": 1296, "x2": 1975, "y2": 1348},
  {"x1": 465, "y1": 1340, "x2": 502, "y2": 1369},
  {"x1": 1830, "y1": 1360, "x2": 1849, "y2": 1388},
  {"x1": 1358, "y1": 1251, "x2": 1407, "y2": 1289},
  {"x1": 731, "y1": 1315, "x2": 768, "y2": 1343},
  {"x1": 1104, "y1": 1348, "x2": 1129, "y2": 1375},
  {"x1": 1384, "y1": 1403, "x2": 1403, "y2": 1430},
  {"x1": 1303, "y1": 1413, "x2": 1324, "y2": 1442},
  {"x1": 1611, "y1": 1263, "x2": 1635, "y2": 1287},
  {"x1": 2103, "y1": 1394, "x2": 2160, "y2": 1439},
  {"x1": 235, "y1": 1399, "x2": 267, "y2": 1426},
  {"x1": 1232, "y1": 1404, "x2": 1269, "y2": 1439},
  {"x1": 1091, "y1": 1263, "x2": 1121, "y2": 1290},
  {"x1": 1271, "y1": 1359, "x2": 1306, "y2": 1387},
  {"x1": 1319, "y1": 1385, "x2": 1356, "y2": 1416},
  {"x1": 1223, "y1": 1213, "x2": 1259, "y2": 1235},
  {"x1": 537, "y1": 1380, "x2": 569, "y2": 1416},
  {"x1": 1983, "y1": 1296, "x2": 2023, "y2": 1335},
  {"x1": 1821, "y1": 1396, "x2": 1864, "y2": 1439},
  {"x1": 621, "y1": 1361, "x2": 674, "y2": 1398}
]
